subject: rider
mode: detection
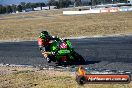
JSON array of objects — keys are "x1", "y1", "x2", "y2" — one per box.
[{"x1": 38, "y1": 31, "x2": 55, "y2": 63}]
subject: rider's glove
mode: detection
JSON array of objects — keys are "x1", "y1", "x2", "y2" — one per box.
[{"x1": 51, "y1": 52, "x2": 55, "y2": 55}]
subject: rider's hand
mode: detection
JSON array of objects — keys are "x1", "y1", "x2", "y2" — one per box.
[
  {"x1": 49, "y1": 40, "x2": 54, "y2": 43},
  {"x1": 51, "y1": 52, "x2": 55, "y2": 55}
]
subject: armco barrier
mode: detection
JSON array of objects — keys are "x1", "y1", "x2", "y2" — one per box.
[
  {"x1": 101, "y1": 8, "x2": 119, "y2": 13},
  {"x1": 119, "y1": 8, "x2": 129, "y2": 11},
  {"x1": 63, "y1": 10, "x2": 100, "y2": 15},
  {"x1": 89, "y1": 9, "x2": 101, "y2": 13},
  {"x1": 63, "y1": 7, "x2": 132, "y2": 15},
  {"x1": 109, "y1": 8, "x2": 119, "y2": 12},
  {"x1": 100, "y1": 9, "x2": 109, "y2": 13},
  {"x1": 128, "y1": 8, "x2": 132, "y2": 11},
  {"x1": 119, "y1": 7, "x2": 132, "y2": 11}
]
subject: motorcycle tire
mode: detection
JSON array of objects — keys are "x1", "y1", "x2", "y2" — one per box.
[{"x1": 72, "y1": 51, "x2": 86, "y2": 64}]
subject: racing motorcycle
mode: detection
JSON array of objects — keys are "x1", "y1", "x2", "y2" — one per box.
[{"x1": 44, "y1": 39, "x2": 85, "y2": 65}]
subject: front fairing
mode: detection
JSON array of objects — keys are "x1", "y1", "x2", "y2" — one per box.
[{"x1": 57, "y1": 49, "x2": 70, "y2": 56}]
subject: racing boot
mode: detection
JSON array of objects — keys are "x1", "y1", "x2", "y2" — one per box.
[{"x1": 46, "y1": 57, "x2": 51, "y2": 63}]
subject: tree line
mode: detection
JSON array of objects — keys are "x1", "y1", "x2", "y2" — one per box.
[
  {"x1": 0, "y1": 0, "x2": 76, "y2": 14},
  {"x1": 0, "y1": 2, "x2": 47, "y2": 14},
  {"x1": 1, "y1": 0, "x2": 126, "y2": 14}
]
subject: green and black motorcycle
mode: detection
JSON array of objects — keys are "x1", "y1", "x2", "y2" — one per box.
[{"x1": 46, "y1": 39, "x2": 85, "y2": 65}]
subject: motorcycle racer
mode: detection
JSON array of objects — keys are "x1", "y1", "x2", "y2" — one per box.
[
  {"x1": 38, "y1": 31, "x2": 57, "y2": 63},
  {"x1": 38, "y1": 31, "x2": 85, "y2": 65}
]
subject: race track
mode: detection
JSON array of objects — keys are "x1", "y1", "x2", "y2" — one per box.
[{"x1": 0, "y1": 36, "x2": 132, "y2": 73}]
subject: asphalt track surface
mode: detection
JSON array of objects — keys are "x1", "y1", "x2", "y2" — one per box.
[{"x1": 0, "y1": 36, "x2": 132, "y2": 73}]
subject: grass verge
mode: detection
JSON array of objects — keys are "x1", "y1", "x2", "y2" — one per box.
[
  {"x1": 0, "y1": 66, "x2": 131, "y2": 88},
  {"x1": 0, "y1": 10, "x2": 132, "y2": 40}
]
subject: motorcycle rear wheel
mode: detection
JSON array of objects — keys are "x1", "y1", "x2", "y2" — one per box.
[{"x1": 72, "y1": 51, "x2": 86, "y2": 64}]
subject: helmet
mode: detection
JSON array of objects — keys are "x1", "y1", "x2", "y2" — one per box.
[
  {"x1": 41, "y1": 31, "x2": 49, "y2": 35},
  {"x1": 39, "y1": 31, "x2": 49, "y2": 39}
]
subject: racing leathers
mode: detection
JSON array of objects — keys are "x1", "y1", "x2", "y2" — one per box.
[{"x1": 38, "y1": 36, "x2": 60, "y2": 63}]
